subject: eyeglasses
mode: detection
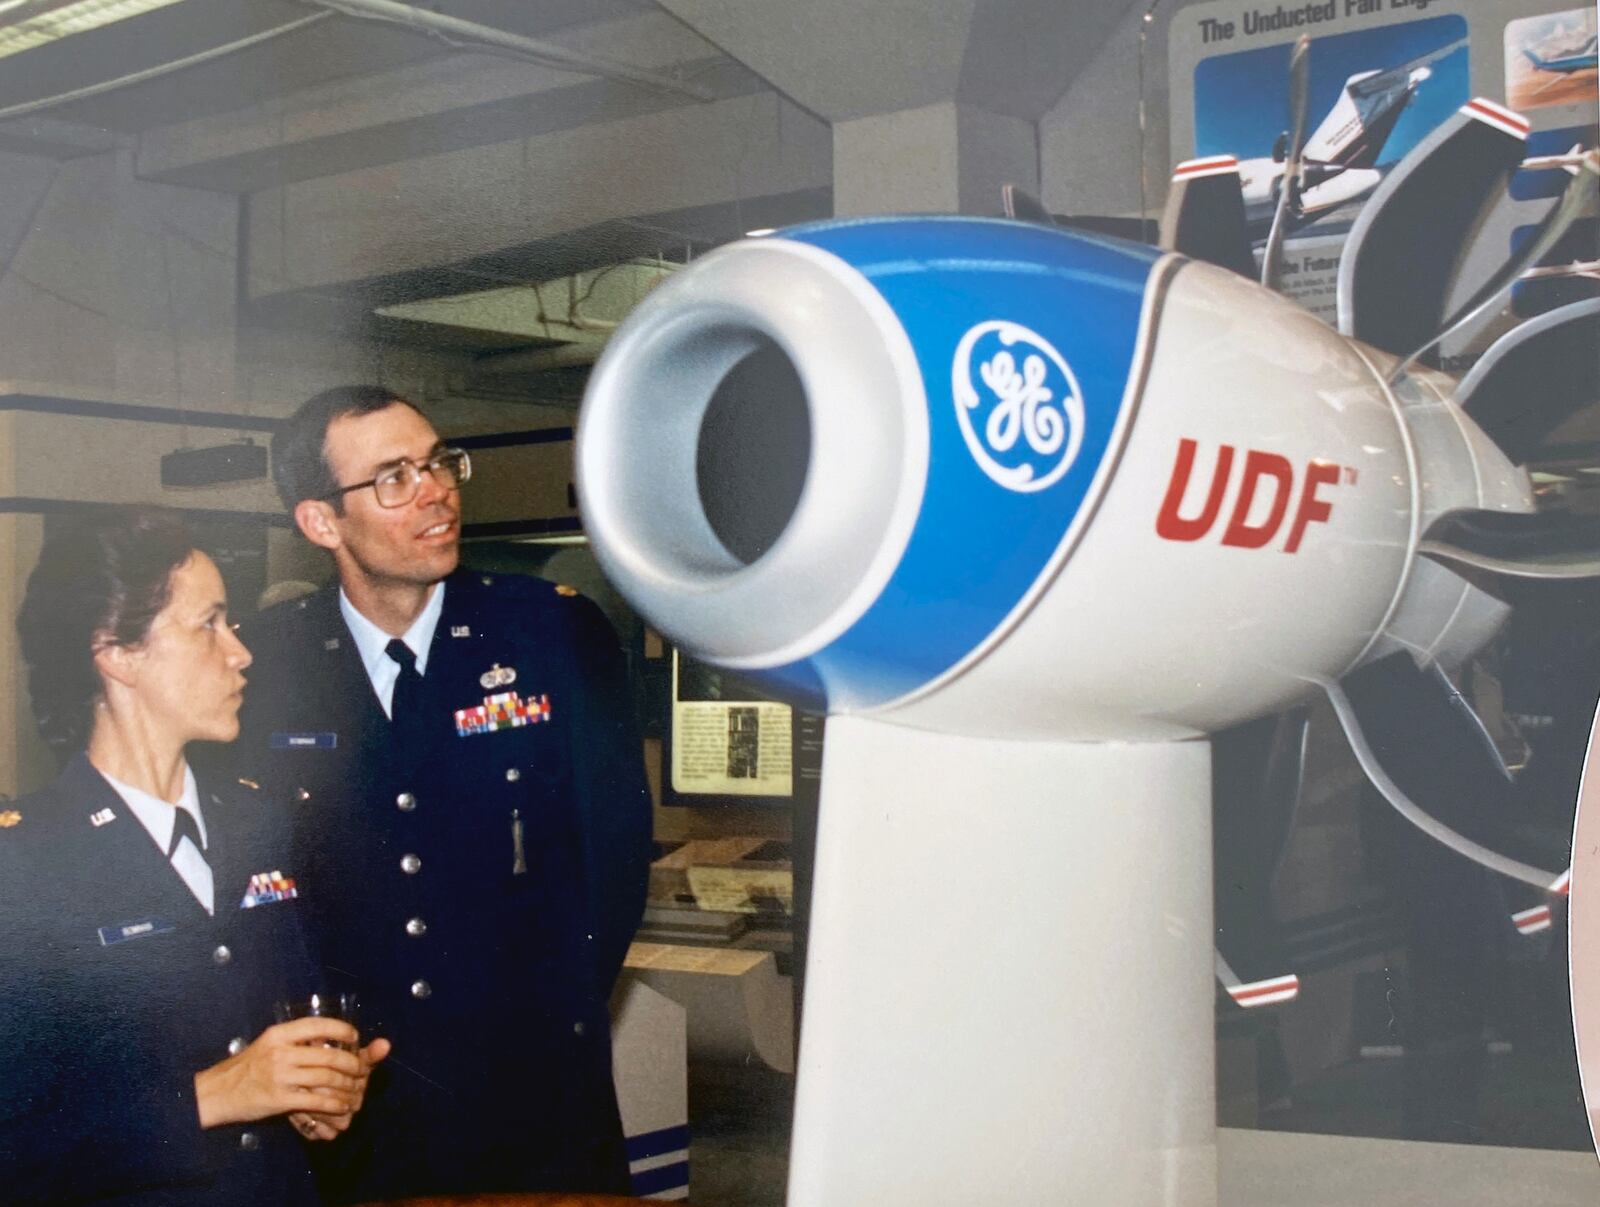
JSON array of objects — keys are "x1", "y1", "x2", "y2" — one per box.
[{"x1": 324, "y1": 448, "x2": 472, "y2": 509}]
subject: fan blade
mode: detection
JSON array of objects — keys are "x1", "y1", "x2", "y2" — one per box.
[
  {"x1": 1212, "y1": 709, "x2": 1310, "y2": 1008},
  {"x1": 1261, "y1": 34, "x2": 1311, "y2": 290},
  {"x1": 1390, "y1": 148, "x2": 1600, "y2": 380},
  {"x1": 1506, "y1": 889, "x2": 1559, "y2": 936},
  {"x1": 1326, "y1": 655, "x2": 1570, "y2": 891},
  {"x1": 1455, "y1": 297, "x2": 1600, "y2": 464},
  {"x1": 1160, "y1": 156, "x2": 1256, "y2": 277},
  {"x1": 1429, "y1": 662, "x2": 1516, "y2": 780},
  {"x1": 1215, "y1": 951, "x2": 1299, "y2": 1009},
  {"x1": 1000, "y1": 183, "x2": 1057, "y2": 226},
  {"x1": 1337, "y1": 99, "x2": 1531, "y2": 359},
  {"x1": 1419, "y1": 509, "x2": 1600, "y2": 580}
]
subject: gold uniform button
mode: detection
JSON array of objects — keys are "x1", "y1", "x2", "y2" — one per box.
[
  {"x1": 411, "y1": 979, "x2": 432, "y2": 1000},
  {"x1": 396, "y1": 792, "x2": 416, "y2": 812},
  {"x1": 227, "y1": 1037, "x2": 246, "y2": 1056},
  {"x1": 505, "y1": 768, "x2": 521, "y2": 783},
  {"x1": 400, "y1": 853, "x2": 421, "y2": 874},
  {"x1": 405, "y1": 917, "x2": 428, "y2": 937},
  {"x1": 212, "y1": 945, "x2": 232, "y2": 966},
  {"x1": 240, "y1": 1131, "x2": 260, "y2": 1151}
]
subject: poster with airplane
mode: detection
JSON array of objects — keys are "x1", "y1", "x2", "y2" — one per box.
[
  {"x1": 1193, "y1": 15, "x2": 1470, "y2": 245},
  {"x1": 1505, "y1": 7, "x2": 1598, "y2": 111}
]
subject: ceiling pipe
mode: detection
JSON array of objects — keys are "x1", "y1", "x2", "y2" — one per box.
[
  {"x1": 0, "y1": 11, "x2": 334, "y2": 123},
  {"x1": 298, "y1": 0, "x2": 715, "y2": 102}
]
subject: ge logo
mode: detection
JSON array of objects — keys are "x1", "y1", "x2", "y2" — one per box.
[{"x1": 951, "y1": 321, "x2": 1084, "y2": 493}]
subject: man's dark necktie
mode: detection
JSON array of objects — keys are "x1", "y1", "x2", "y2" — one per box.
[{"x1": 386, "y1": 638, "x2": 424, "y2": 736}]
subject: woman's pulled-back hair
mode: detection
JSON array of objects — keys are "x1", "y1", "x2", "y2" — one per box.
[{"x1": 16, "y1": 508, "x2": 198, "y2": 752}]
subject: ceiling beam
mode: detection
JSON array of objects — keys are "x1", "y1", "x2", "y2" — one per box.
[
  {"x1": 299, "y1": 0, "x2": 715, "y2": 101},
  {"x1": 134, "y1": 11, "x2": 757, "y2": 194},
  {"x1": 0, "y1": 116, "x2": 116, "y2": 158}
]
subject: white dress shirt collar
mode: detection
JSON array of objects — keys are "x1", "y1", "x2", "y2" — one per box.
[
  {"x1": 338, "y1": 581, "x2": 446, "y2": 718},
  {"x1": 100, "y1": 763, "x2": 215, "y2": 914}
]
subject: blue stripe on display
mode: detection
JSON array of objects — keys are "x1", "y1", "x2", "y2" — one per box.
[
  {"x1": 626, "y1": 1124, "x2": 691, "y2": 1161},
  {"x1": 0, "y1": 496, "x2": 291, "y2": 527},
  {"x1": 631, "y1": 1159, "x2": 691, "y2": 1197},
  {"x1": 0, "y1": 393, "x2": 282, "y2": 431}
]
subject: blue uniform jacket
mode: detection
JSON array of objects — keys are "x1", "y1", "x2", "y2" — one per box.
[
  {"x1": 0, "y1": 754, "x2": 321, "y2": 1206},
  {"x1": 232, "y1": 571, "x2": 652, "y2": 1199}
]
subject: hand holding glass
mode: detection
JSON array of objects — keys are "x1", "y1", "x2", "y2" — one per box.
[{"x1": 273, "y1": 991, "x2": 360, "y2": 1051}]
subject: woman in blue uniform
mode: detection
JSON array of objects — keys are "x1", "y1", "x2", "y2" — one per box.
[{"x1": 0, "y1": 509, "x2": 389, "y2": 1205}]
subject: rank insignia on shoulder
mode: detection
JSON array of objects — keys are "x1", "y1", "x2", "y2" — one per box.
[
  {"x1": 89, "y1": 808, "x2": 115, "y2": 827},
  {"x1": 451, "y1": 625, "x2": 471, "y2": 638},
  {"x1": 237, "y1": 778, "x2": 260, "y2": 791},
  {"x1": 455, "y1": 691, "x2": 551, "y2": 737},
  {"x1": 240, "y1": 870, "x2": 298, "y2": 909},
  {"x1": 0, "y1": 810, "x2": 21, "y2": 828},
  {"x1": 554, "y1": 584, "x2": 579, "y2": 597},
  {"x1": 479, "y1": 663, "x2": 517, "y2": 690}
]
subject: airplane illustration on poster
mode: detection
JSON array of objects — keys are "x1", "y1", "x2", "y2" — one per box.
[{"x1": 1195, "y1": 17, "x2": 1469, "y2": 243}]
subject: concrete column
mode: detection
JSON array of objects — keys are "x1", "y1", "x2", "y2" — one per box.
[
  {"x1": 1040, "y1": 0, "x2": 1168, "y2": 219},
  {"x1": 833, "y1": 101, "x2": 1037, "y2": 217}
]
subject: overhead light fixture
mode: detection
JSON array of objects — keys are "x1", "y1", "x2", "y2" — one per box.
[{"x1": 0, "y1": 0, "x2": 188, "y2": 60}]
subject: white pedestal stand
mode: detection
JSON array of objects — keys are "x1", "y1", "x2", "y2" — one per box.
[{"x1": 788, "y1": 716, "x2": 1217, "y2": 1206}]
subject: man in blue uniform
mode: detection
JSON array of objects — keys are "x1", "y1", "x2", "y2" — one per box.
[{"x1": 233, "y1": 385, "x2": 653, "y2": 1200}]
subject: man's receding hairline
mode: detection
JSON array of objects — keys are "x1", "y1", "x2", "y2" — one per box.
[{"x1": 321, "y1": 397, "x2": 440, "y2": 481}]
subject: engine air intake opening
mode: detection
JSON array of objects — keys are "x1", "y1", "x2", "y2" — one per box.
[{"x1": 696, "y1": 335, "x2": 811, "y2": 566}]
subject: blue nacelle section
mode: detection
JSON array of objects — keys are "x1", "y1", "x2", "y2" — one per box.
[{"x1": 749, "y1": 217, "x2": 1165, "y2": 714}]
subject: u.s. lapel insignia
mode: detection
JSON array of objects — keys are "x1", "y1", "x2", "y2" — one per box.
[
  {"x1": 324, "y1": 637, "x2": 341, "y2": 651},
  {"x1": 455, "y1": 691, "x2": 551, "y2": 737},
  {"x1": 0, "y1": 810, "x2": 21, "y2": 828},
  {"x1": 89, "y1": 808, "x2": 115, "y2": 827},
  {"x1": 554, "y1": 584, "x2": 579, "y2": 597},
  {"x1": 479, "y1": 663, "x2": 517, "y2": 690},
  {"x1": 240, "y1": 870, "x2": 298, "y2": 909},
  {"x1": 451, "y1": 625, "x2": 471, "y2": 638}
]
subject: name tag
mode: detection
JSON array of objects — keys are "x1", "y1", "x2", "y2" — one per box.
[
  {"x1": 271, "y1": 732, "x2": 337, "y2": 750},
  {"x1": 97, "y1": 917, "x2": 175, "y2": 946}
]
